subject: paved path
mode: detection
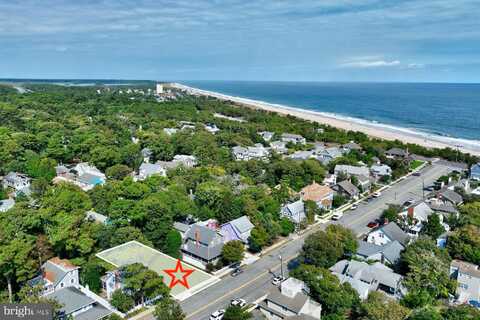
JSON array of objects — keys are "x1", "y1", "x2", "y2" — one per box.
[{"x1": 139, "y1": 163, "x2": 453, "y2": 320}]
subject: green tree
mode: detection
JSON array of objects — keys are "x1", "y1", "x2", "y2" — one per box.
[
  {"x1": 222, "y1": 240, "x2": 245, "y2": 265},
  {"x1": 447, "y1": 224, "x2": 480, "y2": 265},
  {"x1": 110, "y1": 290, "x2": 135, "y2": 313},
  {"x1": 442, "y1": 304, "x2": 480, "y2": 320},
  {"x1": 223, "y1": 305, "x2": 252, "y2": 320},
  {"x1": 163, "y1": 230, "x2": 182, "y2": 259},
  {"x1": 332, "y1": 195, "x2": 346, "y2": 208},
  {"x1": 154, "y1": 298, "x2": 185, "y2": 320},
  {"x1": 279, "y1": 218, "x2": 295, "y2": 236},
  {"x1": 407, "y1": 307, "x2": 442, "y2": 320},
  {"x1": 421, "y1": 213, "x2": 445, "y2": 239},
  {"x1": 106, "y1": 164, "x2": 132, "y2": 180},
  {"x1": 120, "y1": 263, "x2": 169, "y2": 304},
  {"x1": 359, "y1": 291, "x2": 410, "y2": 320},
  {"x1": 248, "y1": 226, "x2": 268, "y2": 253},
  {"x1": 80, "y1": 261, "x2": 105, "y2": 293}
]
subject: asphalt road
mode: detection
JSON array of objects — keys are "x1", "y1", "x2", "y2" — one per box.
[{"x1": 140, "y1": 162, "x2": 454, "y2": 320}]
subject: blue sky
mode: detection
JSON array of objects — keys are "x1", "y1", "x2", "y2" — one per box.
[{"x1": 1, "y1": 0, "x2": 480, "y2": 82}]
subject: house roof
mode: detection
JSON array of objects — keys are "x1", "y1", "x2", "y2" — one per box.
[
  {"x1": 75, "y1": 304, "x2": 112, "y2": 320},
  {"x1": 335, "y1": 165, "x2": 370, "y2": 177},
  {"x1": 265, "y1": 288, "x2": 309, "y2": 314},
  {"x1": 281, "y1": 133, "x2": 304, "y2": 140},
  {"x1": 283, "y1": 199, "x2": 305, "y2": 216},
  {"x1": 85, "y1": 210, "x2": 108, "y2": 224},
  {"x1": 451, "y1": 259, "x2": 480, "y2": 278},
  {"x1": 229, "y1": 216, "x2": 254, "y2": 234},
  {"x1": 371, "y1": 164, "x2": 392, "y2": 175},
  {"x1": 184, "y1": 224, "x2": 222, "y2": 245},
  {"x1": 382, "y1": 241, "x2": 404, "y2": 264},
  {"x1": 183, "y1": 240, "x2": 223, "y2": 261},
  {"x1": 337, "y1": 180, "x2": 360, "y2": 196},
  {"x1": 0, "y1": 198, "x2": 15, "y2": 212},
  {"x1": 43, "y1": 258, "x2": 78, "y2": 286},
  {"x1": 386, "y1": 148, "x2": 408, "y2": 157},
  {"x1": 401, "y1": 201, "x2": 433, "y2": 221},
  {"x1": 429, "y1": 203, "x2": 458, "y2": 215},
  {"x1": 378, "y1": 222, "x2": 409, "y2": 246},
  {"x1": 45, "y1": 287, "x2": 94, "y2": 315},
  {"x1": 301, "y1": 182, "x2": 333, "y2": 202},
  {"x1": 438, "y1": 189, "x2": 463, "y2": 204},
  {"x1": 288, "y1": 150, "x2": 314, "y2": 160},
  {"x1": 343, "y1": 142, "x2": 362, "y2": 150},
  {"x1": 173, "y1": 222, "x2": 190, "y2": 233}
]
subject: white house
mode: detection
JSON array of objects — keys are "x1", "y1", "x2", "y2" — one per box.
[
  {"x1": 173, "y1": 154, "x2": 197, "y2": 167},
  {"x1": 0, "y1": 198, "x2": 15, "y2": 212},
  {"x1": 450, "y1": 259, "x2": 480, "y2": 306},
  {"x1": 370, "y1": 164, "x2": 392, "y2": 177},
  {"x1": 2, "y1": 172, "x2": 31, "y2": 195},
  {"x1": 334, "y1": 165, "x2": 370, "y2": 178},
  {"x1": 259, "y1": 131, "x2": 274, "y2": 142},
  {"x1": 270, "y1": 141, "x2": 288, "y2": 154},
  {"x1": 204, "y1": 123, "x2": 220, "y2": 134},
  {"x1": 135, "y1": 163, "x2": 167, "y2": 181},
  {"x1": 54, "y1": 163, "x2": 106, "y2": 191},
  {"x1": 232, "y1": 145, "x2": 270, "y2": 161},
  {"x1": 28, "y1": 257, "x2": 80, "y2": 296},
  {"x1": 259, "y1": 278, "x2": 322, "y2": 320},
  {"x1": 280, "y1": 199, "x2": 306, "y2": 224}
]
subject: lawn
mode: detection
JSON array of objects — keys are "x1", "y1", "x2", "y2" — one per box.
[
  {"x1": 410, "y1": 160, "x2": 425, "y2": 170},
  {"x1": 96, "y1": 241, "x2": 216, "y2": 299}
]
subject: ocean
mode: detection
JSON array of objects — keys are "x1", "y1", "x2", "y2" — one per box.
[{"x1": 183, "y1": 81, "x2": 480, "y2": 143}]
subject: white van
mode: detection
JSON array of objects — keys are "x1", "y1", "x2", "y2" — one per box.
[{"x1": 332, "y1": 211, "x2": 343, "y2": 220}]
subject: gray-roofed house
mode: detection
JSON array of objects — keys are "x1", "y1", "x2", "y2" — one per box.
[
  {"x1": 259, "y1": 131, "x2": 275, "y2": 142},
  {"x1": 355, "y1": 240, "x2": 404, "y2": 265},
  {"x1": 330, "y1": 260, "x2": 406, "y2": 300},
  {"x1": 288, "y1": 150, "x2": 314, "y2": 161},
  {"x1": 0, "y1": 198, "x2": 14, "y2": 212},
  {"x1": 221, "y1": 216, "x2": 254, "y2": 243},
  {"x1": 356, "y1": 175, "x2": 372, "y2": 192},
  {"x1": 141, "y1": 147, "x2": 153, "y2": 163},
  {"x1": 258, "y1": 277, "x2": 322, "y2": 320},
  {"x1": 435, "y1": 188, "x2": 463, "y2": 206},
  {"x1": 342, "y1": 142, "x2": 362, "y2": 153},
  {"x1": 280, "y1": 199, "x2": 306, "y2": 225},
  {"x1": 334, "y1": 165, "x2": 370, "y2": 177},
  {"x1": 385, "y1": 148, "x2": 409, "y2": 159},
  {"x1": 173, "y1": 222, "x2": 191, "y2": 239},
  {"x1": 366, "y1": 222, "x2": 410, "y2": 247},
  {"x1": 336, "y1": 180, "x2": 360, "y2": 199},
  {"x1": 270, "y1": 141, "x2": 288, "y2": 154},
  {"x1": 181, "y1": 223, "x2": 224, "y2": 266},
  {"x1": 135, "y1": 162, "x2": 167, "y2": 181},
  {"x1": 281, "y1": 133, "x2": 306, "y2": 145},
  {"x1": 470, "y1": 163, "x2": 480, "y2": 181},
  {"x1": 173, "y1": 154, "x2": 197, "y2": 167},
  {"x1": 399, "y1": 201, "x2": 438, "y2": 236},
  {"x1": 232, "y1": 145, "x2": 270, "y2": 161},
  {"x1": 450, "y1": 259, "x2": 480, "y2": 306},
  {"x1": 370, "y1": 164, "x2": 392, "y2": 178},
  {"x1": 28, "y1": 257, "x2": 80, "y2": 295},
  {"x1": 2, "y1": 172, "x2": 31, "y2": 196},
  {"x1": 315, "y1": 147, "x2": 343, "y2": 165},
  {"x1": 45, "y1": 287, "x2": 112, "y2": 320}
]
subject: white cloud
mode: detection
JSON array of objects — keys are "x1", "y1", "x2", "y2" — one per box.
[
  {"x1": 340, "y1": 59, "x2": 401, "y2": 68},
  {"x1": 406, "y1": 63, "x2": 425, "y2": 69}
]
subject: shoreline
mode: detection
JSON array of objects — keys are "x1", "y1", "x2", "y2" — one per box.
[{"x1": 172, "y1": 83, "x2": 480, "y2": 156}]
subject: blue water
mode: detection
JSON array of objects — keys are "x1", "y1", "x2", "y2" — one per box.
[{"x1": 183, "y1": 81, "x2": 480, "y2": 141}]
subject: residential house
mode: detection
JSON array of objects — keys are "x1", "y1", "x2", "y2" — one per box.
[
  {"x1": 85, "y1": 210, "x2": 109, "y2": 225},
  {"x1": 281, "y1": 133, "x2": 306, "y2": 145},
  {"x1": 28, "y1": 257, "x2": 80, "y2": 295},
  {"x1": 334, "y1": 165, "x2": 370, "y2": 178},
  {"x1": 288, "y1": 150, "x2": 314, "y2": 161},
  {"x1": 336, "y1": 180, "x2": 360, "y2": 199},
  {"x1": 330, "y1": 260, "x2": 406, "y2": 300},
  {"x1": 259, "y1": 277, "x2": 322, "y2": 320},
  {"x1": 259, "y1": 131, "x2": 275, "y2": 142},
  {"x1": 173, "y1": 222, "x2": 191, "y2": 239},
  {"x1": 270, "y1": 141, "x2": 288, "y2": 154},
  {"x1": 356, "y1": 175, "x2": 372, "y2": 192},
  {"x1": 54, "y1": 163, "x2": 106, "y2": 191},
  {"x1": 434, "y1": 188, "x2": 463, "y2": 206},
  {"x1": 300, "y1": 182, "x2": 334, "y2": 210},
  {"x1": 315, "y1": 147, "x2": 343, "y2": 165},
  {"x1": 399, "y1": 201, "x2": 442, "y2": 236},
  {"x1": 2, "y1": 172, "x2": 31, "y2": 195},
  {"x1": 342, "y1": 142, "x2": 362, "y2": 153},
  {"x1": 355, "y1": 240, "x2": 404, "y2": 265},
  {"x1": 323, "y1": 174, "x2": 337, "y2": 187},
  {"x1": 163, "y1": 128, "x2": 178, "y2": 136},
  {"x1": 450, "y1": 259, "x2": 480, "y2": 306},
  {"x1": 204, "y1": 123, "x2": 220, "y2": 134},
  {"x1": 46, "y1": 287, "x2": 112, "y2": 320},
  {"x1": 370, "y1": 164, "x2": 392, "y2": 178},
  {"x1": 173, "y1": 154, "x2": 197, "y2": 167},
  {"x1": 0, "y1": 198, "x2": 14, "y2": 212},
  {"x1": 429, "y1": 203, "x2": 459, "y2": 220},
  {"x1": 141, "y1": 148, "x2": 153, "y2": 163},
  {"x1": 366, "y1": 222, "x2": 410, "y2": 247},
  {"x1": 470, "y1": 163, "x2": 480, "y2": 181},
  {"x1": 181, "y1": 222, "x2": 224, "y2": 266},
  {"x1": 232, "y1": 145, "x2": 270, "y2": 161},
  {"x1": 135, "y1": 162, "x2": 167, "y2": 181},
  {"x1": 385, "y1": 148, "x2": 409, "y2": 160},
  {"x1": 221, "y1": 216, "x2": 254, "y2": 243},
  {"x1": 280, "y1": 199, "x2": 306, "y2": 224}
]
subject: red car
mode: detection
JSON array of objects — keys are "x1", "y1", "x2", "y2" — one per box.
[{"x1": 367, "y1": 221, "x2": 380, "y2": 228}]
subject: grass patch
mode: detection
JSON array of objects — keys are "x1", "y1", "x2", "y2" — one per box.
[{"x1": 410, "y1": 160, "x2": 424, "y2": 170}]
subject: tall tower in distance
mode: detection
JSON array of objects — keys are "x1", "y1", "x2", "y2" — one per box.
[{"x1": 156, "y1": 83, "x2": 164, "y2": 94}]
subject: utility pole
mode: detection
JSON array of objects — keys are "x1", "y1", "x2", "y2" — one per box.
[
  {"x1": 422, "y1": 178, "x2": 425, "y2": 200},
  {"x1": 279, "y1": 254, "x2": 284, "y2": 279}
]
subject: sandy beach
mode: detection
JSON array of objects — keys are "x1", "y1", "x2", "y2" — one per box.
[{"x1": 173, "y1": 83, "x2": 480, "y2": 156}]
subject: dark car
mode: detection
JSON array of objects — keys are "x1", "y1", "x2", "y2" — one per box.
[
  {"x1": 367, "y1": 221, "x2": 380, "y2": 228},
  {"x1": 231, "y1": 267, "x2": 243, "y2": 277}
]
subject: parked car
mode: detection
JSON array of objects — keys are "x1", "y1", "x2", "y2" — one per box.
[
  {"x1": 372, "y1": 191, "x2": 382, "y2": 198},
  {"x1": 367, "y1": 221, "x2": 380, "y2": 228},
  {"x1": 332, "y1": 211, "x2": 343, "y2": 220},
  {"x1": 403, "y1": 199, "x2": 415, "y2": 207},
  {"x1": 413, "y1": 171, "x2": 422, "y2": 176},
  {"x1": 210, "y1": 309, "x2": 225, "y2": 320},
  {"x1": 350, "y1": 204, "x2": 358, "y2": 210},
  {"x1": 231, "y1": 298, "x2": 247, "y2": 308},
  {"x1": 231, "y1": 267, "x2": 243, "y2": 277},
  {"x1": 272, "y1": 276, "x2": 285, "y2": 286}
]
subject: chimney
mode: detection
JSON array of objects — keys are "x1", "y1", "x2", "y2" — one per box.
[{"x1": 407, "y1": 207, "x2": 415, "y2": 218}]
